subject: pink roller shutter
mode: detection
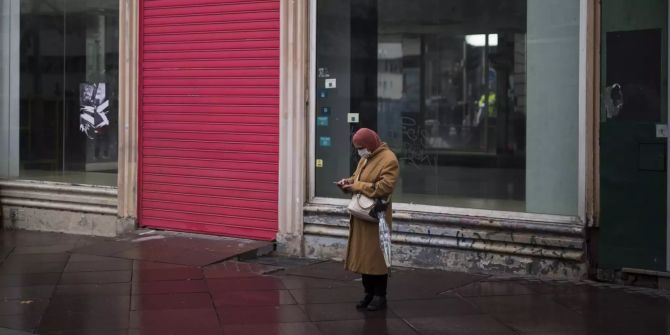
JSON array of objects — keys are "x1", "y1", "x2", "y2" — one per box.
[{"x1": 139, "y1": 0, "x2": 280, "y2": 240}]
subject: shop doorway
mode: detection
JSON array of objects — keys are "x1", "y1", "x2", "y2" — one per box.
[{"x1": 598, "y1": 0, "x2": 669, "y2": 272}]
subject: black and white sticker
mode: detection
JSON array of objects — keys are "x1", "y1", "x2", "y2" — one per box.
[{"x1": 79, "y1": 83, "x2": 110, "y2": 140}]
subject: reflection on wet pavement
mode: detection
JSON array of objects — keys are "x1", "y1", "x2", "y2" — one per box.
[{"x1": 0, "y1": 229, "x2": 669, "y2": 334}]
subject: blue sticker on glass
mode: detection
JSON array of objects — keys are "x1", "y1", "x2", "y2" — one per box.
[
  {"x1": 317, "y1": 116, "x2": 329, "y2": 127},
  {"x1": 319, "y1": 90, "x2": 328, "y2": 98},
  {"x1": 319, "y1": 136, "x2": 332, "y2": 147},
  {"x1": 321, "y1": 107, "x2": 330, "y2": 114}
]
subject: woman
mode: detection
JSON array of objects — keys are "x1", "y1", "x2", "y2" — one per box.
[{"x1": 336, "y1": 128, "x2": 399, "y2": 311}]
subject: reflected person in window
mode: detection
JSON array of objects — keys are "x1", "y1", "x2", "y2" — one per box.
[{"x1": 336, "y1": 128, "x2": 399, "y2": 311}]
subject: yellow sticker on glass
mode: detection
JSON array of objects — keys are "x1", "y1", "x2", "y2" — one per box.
[{"x1": 315, "y1": 159, "x2": 323, "y2": 168}]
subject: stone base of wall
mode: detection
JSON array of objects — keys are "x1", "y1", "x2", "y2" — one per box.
[
  {"x1": 304, "y1": 234, "x2": 586, "y2": 279},
  {"x1": 596, "y1": 268, "x2": 670, "y2": 290},
  {"x1": 0, "y1": 180, "x2": 133, "y2": 237},
  {"x1": 276, "y1": 232, "x2": 304, "y2": 257},
  {"x1": 302, "y1": 204, "x2": 587, "y2": 280},
  {"x1": 1, "y1": 206, "x2": 134, "y2": 237}
]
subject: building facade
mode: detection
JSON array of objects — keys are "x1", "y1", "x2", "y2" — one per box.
[{"x1": 0, "y1": 0, "x2": 668, "y2": 283}]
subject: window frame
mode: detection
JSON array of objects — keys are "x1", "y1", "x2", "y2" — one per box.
[{"x1": 307, "y1": 0, "x2": 589, "y2": 223}]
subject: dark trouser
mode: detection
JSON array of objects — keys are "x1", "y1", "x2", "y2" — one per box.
[{"x1": 361, "y1": 274, "x2": 388, "y2": 297}]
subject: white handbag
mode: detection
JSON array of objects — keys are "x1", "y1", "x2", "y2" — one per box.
[
  {"x1": 347, "y1": 159, "x2": 379, "y2": 222},
  {"x1": 347, "y1": 164, "x2": 379, "y2": 222},
  {"x1": 347, "y1": 193, "x2": 378, "y2": 223}
]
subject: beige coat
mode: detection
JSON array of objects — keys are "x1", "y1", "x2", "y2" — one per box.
[{"x1": 344, "y1": 143, "x2": 399, "y2": 275}]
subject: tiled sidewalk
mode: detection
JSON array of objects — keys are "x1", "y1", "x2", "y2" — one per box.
[{"x1": 0, "y1": 229, "x2": 669, "y2": 335}]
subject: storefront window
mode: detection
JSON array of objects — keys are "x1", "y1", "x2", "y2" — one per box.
[
  {"x1": 314, "y1": 0, "x2": 580, "y2": 216},
  {"x1": 0, "y1": 0, "x2": 119, "y2": 186}
]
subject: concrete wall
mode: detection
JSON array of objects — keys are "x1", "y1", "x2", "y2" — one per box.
[{"x1": 277, "y1": 0, "x2": 309, "y2": 255}]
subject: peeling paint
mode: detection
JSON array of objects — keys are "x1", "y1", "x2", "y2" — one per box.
[{"x1": 302, "y1": 204, "x2": 587, "y2": 280}]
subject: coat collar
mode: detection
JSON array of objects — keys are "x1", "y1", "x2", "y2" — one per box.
[{"x1": 369, "y1": 143, "x2": 389, "y2": 159}]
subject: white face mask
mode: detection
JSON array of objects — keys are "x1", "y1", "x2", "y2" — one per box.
[{"x1": 357, "y1": 148, "x2": 371, "y2": 158}]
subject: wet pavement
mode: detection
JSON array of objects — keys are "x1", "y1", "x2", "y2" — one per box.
[{"x1": 0, "y1": 229, "x2": 669, "y2": 334}]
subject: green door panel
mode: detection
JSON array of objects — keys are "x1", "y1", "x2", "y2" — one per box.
[{"x1": 598, "y1": 0, "x2": 668, "y2": 272}]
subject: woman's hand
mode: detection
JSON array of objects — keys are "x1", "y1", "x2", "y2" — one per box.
[
  {"x1": 336, "y1": 178, "x2": 352, "y2": 190},
  {"x1": 340, "y1": 180, "x2": 356, "y2": 192}
]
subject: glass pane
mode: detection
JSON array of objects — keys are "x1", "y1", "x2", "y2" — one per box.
[
  {"x1": 19, "y1": 0, "x2": 65, "y2": 178},
  {"x1": 525, "y1": 0, "x2": 580, "y2": 215},
  {"x1": 315, "y1": 0, "x2": 580, "y2": 216},
  {"x1": 17, "y1": 0, "x2": 118, "y2": 186},
  {"x1": 63, "y1": 0, "x2": 119, "y2": 186}
]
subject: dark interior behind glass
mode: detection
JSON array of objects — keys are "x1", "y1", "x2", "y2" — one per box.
[{"x1": 315, "y1": 0, "x2": 526, "y2": 211}]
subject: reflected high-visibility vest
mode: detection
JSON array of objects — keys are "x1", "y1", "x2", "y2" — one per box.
[{"x1": 478, "y1": 92, "x2": 496, "y2": 118}]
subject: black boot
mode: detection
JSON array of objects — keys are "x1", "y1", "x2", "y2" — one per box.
[
  {"x1": 356, "y1": 294, "x2": 374, "y2": 309},
  {"x1": 366, "y1": 296, "x2": 387, "y2": 311}
]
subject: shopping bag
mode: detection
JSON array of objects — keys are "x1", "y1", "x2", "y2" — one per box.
[{"x1": 378, "y1": 211, "x2": 392, "y2": 268}]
